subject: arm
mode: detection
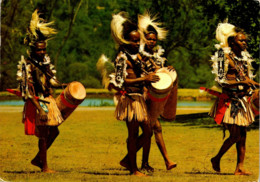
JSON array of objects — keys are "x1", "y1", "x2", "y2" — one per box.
[
  {"x1": 125, "y1": 73, "x2": 159, "y2": 84},
  {"x1": 28, "y1": 87, "x2": 48, "y2": 122},
  {"x1": 221, "y1": 53, "x2": 260, "y2": 88}
]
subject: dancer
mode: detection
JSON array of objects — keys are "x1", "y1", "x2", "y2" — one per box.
[
  {"x1": 109, "y1": 12, "x2": 159, "y2": 176},
  {"x1": 120, "y1": 12, "x2": 177, "y2": 172},
  {"x1": 17, "y1": 10, "x2": 64, "y2": 173},
  {"x1": 209, "y1": 22, "x2": 259, "y2": 175}
]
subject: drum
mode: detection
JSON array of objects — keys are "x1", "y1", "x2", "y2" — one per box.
[
  {"x1": 160, "y1": 79, "x2": 178, "y2": 121},
  {"x1": 56, "y1": 81, "x2": 86, "y2": 120},
  {"x1": 148, "y1": 68, "x2": 176, "y2": 102},
  {"x1": 250, "y1": 89, "x2": 259, "y2": 116},
  {"x1": 147, "y1": 67, "x2": 178, "y2": 122}
]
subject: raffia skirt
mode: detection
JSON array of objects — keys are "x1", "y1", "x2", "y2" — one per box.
[
  {"x1": 209, "y1": 97, "x2": 255, "y2": 127},
  {"x1": 114, "y1": 93, "x2": 149, "y2": 123},
  {"x1": 36, "y1": 95, "x2": 64, "y2": 126}
]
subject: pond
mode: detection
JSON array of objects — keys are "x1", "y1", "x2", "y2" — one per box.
[{"x1": 0, "y1": 98, "x2": 214, "y2": 107}]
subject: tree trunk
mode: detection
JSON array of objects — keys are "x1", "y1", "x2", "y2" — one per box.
[{"x1": 54, "y1": 0, "x2": 83, "y2": 69}]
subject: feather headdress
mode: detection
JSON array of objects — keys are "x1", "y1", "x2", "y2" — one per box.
[
  {"x1": 96, "y1": 54, "x2": 113, "y2": 89},
  {"x1": 138, "y1": 12, "x2": 167, "y2": 41},
  {"x1": 111, "y1": 12, "x2": 137, "y2": 45},
  {"x1": 215, "y1": 22, "x2": 236, "y2": 49},
  {"x1": 24, "y1": 9, "x2": 57, "y2": 46}
]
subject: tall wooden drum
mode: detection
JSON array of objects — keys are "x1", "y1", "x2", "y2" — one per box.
[
  {"x1": 250, "y1": 89, "x2": 259, "y2": 117},
  {"x1": 56, "y1": 81, "x2": 86, "y2": 121},
  {"x1": 147, "y1": 68, "x2": 177, "y2": 122},
  {"x1": 160, "y1": 78, "x2": 178, "y2": 121},
  {"x1": 147, "y1": 68, "x2": 174, "y2": 102}
]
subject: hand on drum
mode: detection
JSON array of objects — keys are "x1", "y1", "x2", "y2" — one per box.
[
  {"x1": 145, "y1": 73, "x2": 160, "y2": 83},
  {"x1": 167, "y1": 66, "x2": 175, "y2": 72}
]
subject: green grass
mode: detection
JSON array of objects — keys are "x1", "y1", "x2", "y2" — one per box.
[{"x1": 0, "y1": 107, "x2": 259, "y2": 182}]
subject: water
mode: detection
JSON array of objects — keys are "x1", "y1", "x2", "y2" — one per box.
[{"x1": 0, "y1": 98, "x2": 214, "y2": 107}]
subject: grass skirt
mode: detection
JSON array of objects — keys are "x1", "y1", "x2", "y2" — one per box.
[
  {"x1": 114, "y1": 93, "x2": 149, "y2": 123},
  {"x1": 210, "y1": 97, "x2": 255, "y2": 126},
  {"x1": 36, "y1": 95, "x2": 64, "y2": 126}
]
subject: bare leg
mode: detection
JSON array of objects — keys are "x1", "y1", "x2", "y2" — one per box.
[
  {"x1": 211, "y1": 124, "x2": 241, "y2": 172},
  {"x1": 234, "y1": 127, "x2": 251, "y2": 175},
  {"x1": 126, "y1": 120, "x2": 146, "y2": 176},
  {"x1": 120, "y1": 123, "x2": 152, "y2": 171},
  {"x1": 32, "y1": 126, "x2": 57, "y2": 173},
  {"x1": 153, "y1": 120, "x2": 176, "y2": 170},
  {"x1": 140, "y1": 122, "x2": 153, "y2": 172}
]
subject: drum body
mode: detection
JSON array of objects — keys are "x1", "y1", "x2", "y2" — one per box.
[
  {"x1": 250, "y1": 89, "x2": 259, "y2": 116},
  {"x1": 56, "y1": 81, "x2": 86, "y2": 121},
  {"x1": 148, "y1": 68, "x2": 176, "y2": 102},
  {"x1": 160, "y1": 79, "x2": 178, "y2": 121},
  {"x1": 147, "y1": 67, "x2": 178, "y2": 122}
]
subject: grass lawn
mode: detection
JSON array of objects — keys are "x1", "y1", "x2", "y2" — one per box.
[{"x1": 0, "y1": 107, "x2": 259, "y2": 182}]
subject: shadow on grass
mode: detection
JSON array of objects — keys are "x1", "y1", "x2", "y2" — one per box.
[
  {"x1": 4, "y1": 170, "x2": 40, "y2": 174},
  {"x1": 185, "y1": 171, "x2": 234, "y2": 175},
  {"x1": 160, "y1": 112, "x2": 259, "y2": 130},
  {"x1": 4, "y1": 170, "x2": 71, "y2": 174},
  {"x1": 80, "y1": 171, "x2": 128, "y2": 176}
]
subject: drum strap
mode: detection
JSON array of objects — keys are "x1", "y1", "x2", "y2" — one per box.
[{"x1": 60, "y1": 91, "x2": 77, "y2": 108}]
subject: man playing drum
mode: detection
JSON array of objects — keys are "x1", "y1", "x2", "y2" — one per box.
[
  {"x1": 209, "y1": 23, "x2": 260, "y2": 175},
  {"x1": 138, "y1": 12, "x2": 178, "y2": 171},
  {"x1": 120, "y1": 12, "x2": 177, "y2": 172},
  {"x1": 17, "y1": 10, "x2": 65, "y2": 173},
  {"x1": 109, "y1": 12, "x2": 159, "y2": 176}
]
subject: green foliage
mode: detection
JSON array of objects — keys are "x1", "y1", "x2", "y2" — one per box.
[{"x1": 1, "y1": 0, "x2": 259, "y2": 90}]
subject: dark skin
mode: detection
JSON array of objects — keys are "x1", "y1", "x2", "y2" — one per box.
[
  {"x1": 29, "y1": 41, "x2": 60, "y2": 173},
  {"x1": 121, "y1": 32, "x2": 177, "y2": 171},
  {"x1": 30, "y1": 42, "x2": 48, "y2": 122},
  {"x1": 124, "y1": 31, "x2": 159, "y2": 84},
  {"x1": 211, "y1": 32, "x2": 259, "y2": 175},
  {"x1": 144, "y1": 33, "x2": 175, "y2": 72},
  {"x1": 144, "y1": 32, "x2": 176, "y2": 170},
  {"x1": 120, "y1": 31, "x2": 159, "y2": 177},
  {"x1": 224, "y1": 33, "x2": 260, "y2": 88},
  {"x1": 145, "y1": 33, "x2": 157, "y2": 53}
]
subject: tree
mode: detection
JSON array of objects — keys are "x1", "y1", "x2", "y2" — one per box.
[{"x1": 1, "y1": 0, "x2": 259, "y2": 90}]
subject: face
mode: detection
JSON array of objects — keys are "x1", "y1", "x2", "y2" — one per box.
[
  {"x1": 127, "y1": 31, "x2": 140, "y2": 53},
  {"x1": 145, "y1": 33, "x2": 157, "y2": 50},
  {"x1": 233, "y1": 33, "x2": 247, "y2": 51},
  {"x1": 32, "y1": 41, "x2": 47, "y2": 61}
]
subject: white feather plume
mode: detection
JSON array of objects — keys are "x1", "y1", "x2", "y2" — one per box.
[
  {"x1": 111, "y1": 12, "x2": 130, "y2": 45},
  {"x1": 25, "y1": 9, "x2": 57, "y2": 45},
  {"x1": 96, "y1": 54, "x2": 113, "y2": 88},
  {"x1": 215, "y1": 22, "x2": 236, "y2": 48},
  {"x1": 138, "y1": 12, "x2": 167, "y2": 41}
]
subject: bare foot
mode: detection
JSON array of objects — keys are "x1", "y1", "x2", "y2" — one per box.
[
  {"x1": 166, "y1": 161, "x2": 177, "y2": 170},
  {"x1": 31, "y1": 158, "x2": 42, "y2": 169},
  {"x1": 132, "y1": 170, "x2": 147, "y2": 176},
  {"x1": 120, "y1": 159, "x2": 130, "y2": 170},
  {"x1": 141, "y1": 163, "x2": 154, "y2": 172},
  {"x1": 211, "y1": 157, "x2": 220, "y2": 172},
  {"x1": 234, "y1": 169, "x2": 252, "y2": 175},
  {"x1": 42, "y1": 168, "x2": 57, "y2": 173}
]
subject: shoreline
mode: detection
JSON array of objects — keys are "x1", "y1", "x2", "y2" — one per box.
[{"x1": 0, "y1": 88, "x2": 217, "y2": 101}]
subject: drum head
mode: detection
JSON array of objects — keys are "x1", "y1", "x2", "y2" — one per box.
[
  {"x1": 68, "y1": 81, "x2": 86, "y2": 100},
  {"x1": 169, "y1": 71, "x2": 177, "y2": 83},
  {"x1": 151, "y1": 73, "x2": 172, "y2": 90},
  {"x1": 156, "y1": 67, "x2": 177, "y2": 83}
]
